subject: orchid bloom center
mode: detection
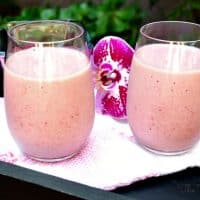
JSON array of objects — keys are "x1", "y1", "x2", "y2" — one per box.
[{"x1": 99, "y1": 68, "x2": 121, "y2": 89}]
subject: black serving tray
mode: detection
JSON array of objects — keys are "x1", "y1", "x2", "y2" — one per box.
[
  {"x1": 114, "y1": 167, "x2": 200, "y2": 200},
  {"x1": 1, "y1": 161, "x2": 200, "y2": 200},
  {"x1": 0, "y1": 161, "x2": 131, "y2": 200}
]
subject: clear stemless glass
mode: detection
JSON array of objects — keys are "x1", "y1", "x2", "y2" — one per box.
[
  {"x1": 4, "y1": 20, "x2": 95, "y2": 162},
  {"x1": 127, "y1": 21, "x2": 200, "y2": 155}
]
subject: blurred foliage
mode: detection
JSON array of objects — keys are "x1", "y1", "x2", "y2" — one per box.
[
  {"x1": 0, "y1": 0, "x2": 199, "y2": 46},
  {"x1": 0, "y1": 0, "x2": 146, "y2": 46},
  {"x1": 167, "y1": 0, "x2": 200, "y2": 22}
]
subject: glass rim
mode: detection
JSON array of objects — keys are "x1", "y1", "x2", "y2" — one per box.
[
  {"x1": 7, "y1": 20, "x2": 85, "y2": 45},
  {"x1": 140, "y1": 21, "x2": 200, "y2": 44}
]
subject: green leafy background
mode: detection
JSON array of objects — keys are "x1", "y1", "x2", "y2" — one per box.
[{"x1": 0, "y1": 0, "x2": 199, "y2": 46}]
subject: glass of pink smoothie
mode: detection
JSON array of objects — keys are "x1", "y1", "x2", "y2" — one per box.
[
  {"x1": 4, "y1": 20, "x2": 95, "y2": 162},
  {"x1": 127, "y1": 21, "x2": 200, "y2": 155}
]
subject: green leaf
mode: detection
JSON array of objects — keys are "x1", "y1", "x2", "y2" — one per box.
[
  {"x1": 79, "y1": 2, "x2": 90, "y2": 16},
  {"x1": 95, "y1": 14, "x2": 109, "y2": 36},
  {"x1": 20, "y1": 7, "x2": 41, "y2": 20},
  {"x1": 114, "y1": 9, "x2": 134, "y2": 21},
  {"x1": 112, "y1": 17, "x2": 128, "y2": 32},
  {"x1": 40, "y1": 8, "x2": 57, "y2": 20},
  {"x1": 190, "y1": 1, "x2": 200, "y2": 9},
  {"x1": 58, "y1": 8, "x2": 72, "y2": 19}
]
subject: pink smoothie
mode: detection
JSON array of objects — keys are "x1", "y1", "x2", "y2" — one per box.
[
  {"x1": 4, "y1": 47, "x2": 95, "y2": 160},
  {"x1": 127, "y1": 44, "x2": 200, "y2": 153}
]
